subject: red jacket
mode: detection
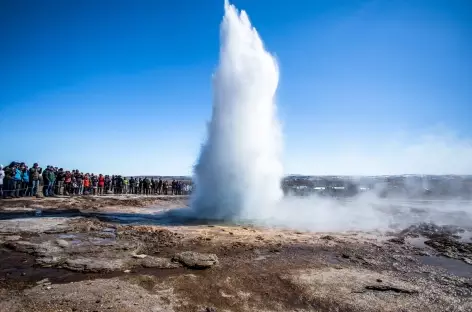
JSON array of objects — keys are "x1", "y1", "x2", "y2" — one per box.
[{"x1": 98, "y1": 176, "x2": 105, "y2": 187}]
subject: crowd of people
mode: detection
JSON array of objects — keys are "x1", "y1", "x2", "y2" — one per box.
[{"x1": 0, "y1": 161, "x2": 191, "y2": 199}]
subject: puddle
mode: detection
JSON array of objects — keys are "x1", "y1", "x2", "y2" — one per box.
[
  {"x1": 58, "y1": 234, "x2": 77, "y2": 239},
  {"x1": 419, "y1": 255, "x2": 472, "y2": 278},
  {"x1": 0, "y1": 208, "x2": 221, "y2": 227},
  {"x1": 406, "y1": 236, "x2": 429, "y2": 248},
  {"x1": 0, "y1": 209, "x2": 83, "y2": 221}
]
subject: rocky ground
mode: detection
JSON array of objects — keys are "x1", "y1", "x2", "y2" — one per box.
[
  {"x1": 0, "y1": 196, "x2": 471, "y2": 312},
  {"x1": 0, "y1": 195, "x2": 188, "y2": 213}
]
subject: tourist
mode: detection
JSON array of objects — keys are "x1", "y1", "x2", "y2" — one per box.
[
  {"x1": 76, "y1": 171, "x2": 84, "y2": 195},
  {"x1": 0, "y1": 160, "x2": 190, "y2": 199},
  {"x1": 21, "y1": 165, "x2": 29, "y2": 196},
  {"x1": 64, "y1": 171, "x2": 72, "y2": 195},
  {"x1": 163, "y1": 180, "x2": 168, "y2": 195},
  {"x1": 98, "y1": 174, "x2": 105, "y2": 195},
  {"x1": 13, "y1": 163, "x2": 22, "y2": 198},
  {"x1": 0, "y1": 165, "x2": 4, "y2": 198},
  {"x1": 105, "y1": 175, "x2": 111, "y2": 193},
  {"x1": 29, "y1": 163, "x2": 41, "y2": 197},
  {"x1": 83, "y1": 174, "x2": 90, "y2": 194},
  {"x1": 56, "y1": 168, "x2": 65, "y2": 196},
  {"x1": 129, "y1": 177, "x2": 136, "y2": 194},
  {"x1": 91, "y1": 174, "x2": 98, "y2": 195},
  {"x1": 158, "y1": 178, "x2": 163, "y2": 195},
  {"x1": 47, "y1": 166, "x2": 56, "y2": 197}
]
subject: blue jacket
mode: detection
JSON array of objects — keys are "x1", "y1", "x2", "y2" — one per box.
[
  {"x1": 14, "y1": 168, "x2": 22, "y2": 181},
  {"x1": 22, "y1": 170, "x2": 29, "y2": 183}
]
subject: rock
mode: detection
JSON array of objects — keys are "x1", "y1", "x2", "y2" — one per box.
[
  {"x1": 132, "y1": 254, "x2": 147, "y2": 259},
  {"x1": 36, "y1": 256, "x2": 64, "y2": 267},
  {"x1": 365, "y1": 285, "x2": 418, "y2": 294},
  {"x1": 462, "y1": 257, "x2": 472, "y2": 265},
  {"x1": 418, "y1": 250, "x2": 431, "y2": 256},
  {"x1": 321, "y1": 235, "x2": 334, "y2": 240},
  {"x1": 388, "y1": 237, "x2": 405, "y2": 245},
  {"x1": 36, "y1": 278, "x2": 50, "y2": 285},
  {"x1": 56, "y1": 239, "x2": 70, "y2": 248},
  {"x1": 3, "y1": 235, "x2": 21, "y2": 241},
  {"x1": 63, "y1": 258, "x2": 125, "y2": 272},
  {"x1": 173, "y1": 251, "x2": 218, "y2": 269},
  {"x1": 139, "y1": 256, "x2": 181, "y2": 269},
  {"x1": 5, "y1": 240, "x2": 62, "y2": 256},
  {"x1": 124, "y1": 270, "x2": 131, "y2": 273}
]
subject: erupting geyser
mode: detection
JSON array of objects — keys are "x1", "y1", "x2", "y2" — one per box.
[{"x1": 192, "y1": 0, "x2": 284, "y2": 221}]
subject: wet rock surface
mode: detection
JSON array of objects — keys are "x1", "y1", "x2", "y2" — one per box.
[
  {"x1": 173, "y1": 251, "x2": 219, "y2": 269},
  {"x1": 396, "y1": 223, "x2": 472, "y2": 266},
  {"x1": 0, "y1": 199, "x2": 471, "y2": 312}
]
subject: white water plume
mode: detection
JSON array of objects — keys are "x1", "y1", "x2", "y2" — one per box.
[
  {"x1": 191, "y1": 0, "x2": 284, "y2": 220},
  {"x1": 186, "y1": 1, "x2": 472, "y2": 233}
]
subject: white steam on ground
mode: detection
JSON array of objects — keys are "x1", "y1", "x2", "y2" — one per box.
[{"x1": 188, "y1": 1, "x2": 472, "y2": 232}]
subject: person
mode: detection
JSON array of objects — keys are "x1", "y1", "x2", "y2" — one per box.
[
  {"x1": 2, "y1": 163, "x2": 13, "y2": 198},
  {"x1": 83, "y1": 174, "x2": 90, "y2": 195},
  {"x1": 151, "y1": 178, "x2": 156, "y2": 195},
  {"x1": 0, "y1": 165, "x2": 4, "y2": 198},
  {"x1": 111, "y1": 175, "x2": 116, "y2": 194},
  {"x1": 129, "y1": 177, "x2": 136, "y2": 194},
  {"x1": 115, "y1": 176, "x2": 123, "y2": 194},
  {"x1": 71, "y1": 176, "x2": 78, "y2": 195},
  {"x1": 13, "y1": 163, "x2": 22, "y2": 198},
  {"x1": 76, "y1": 171, "x2": 84, "y2": 195},
  {"x1": 105, "y1": 175, "x2": 111, "y2": 193},
  {"x1": 157, "y1": 178, "x2": 163, "y2": 195},
  {"x1": 91, "y1": 174, "x2": 98, "y2": 195},
  {"x1": 21, "y1": 165, "x2": 29, "y2": 196},
  {"x1": 98, "y1": 174, "x2": 105, "y2": 196},
  {"x1": 42, "y1": 166, "x2": 50, "y2": 197},
  {"x1": 141, "y1": 177, "x2": 148, "y2": 195},
  {"x1": 123, "y1": 177, "x2": 129, "y2": 194},
  {"x1": 29, "y1": 163, "x2": 41, "y2": 197},
  {"x1": 163, "y1": 180, "x2": 168, "y2": 195},
  {"x1": 47, "y1": 166, "x2": 56, "y2": 197},
  {"x1": 56, "y1": 168, "x2": 65, "y2": 195},
  {"x1": 138, "y1": 178, "x2": 143, "y2": 195},
  {"x1": 64, "y1": 170, "x2": 72, "y2": 195},
  {"x1": 177, "y1": 181, "x2": 182, "y2": 195}
]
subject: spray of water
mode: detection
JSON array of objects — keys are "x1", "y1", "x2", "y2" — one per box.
[
  {"x1": 186, "y1": 1, "x2": 472, "y2": 232},
  {"x1": 191, "y1": 0, "x2": 284, "y2": 221}
]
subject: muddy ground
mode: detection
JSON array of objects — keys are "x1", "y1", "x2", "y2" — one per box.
[{"x1": 0, "y1": 196, "x2": 471, "y2": 312}]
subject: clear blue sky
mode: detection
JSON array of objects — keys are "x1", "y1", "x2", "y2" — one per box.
[{"x1": 1, "y1": 0, "x2": 471, "y2": 175}]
